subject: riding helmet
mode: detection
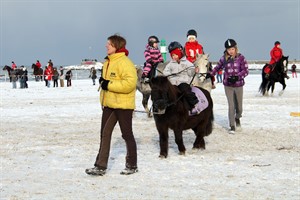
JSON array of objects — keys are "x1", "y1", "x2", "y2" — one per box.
[
  {"x1": 187, "y1": 29, "x2": 197, "y2": 38},
  {"x1": 148, "y1": 36, "x2": 160, "y2": 46},
  {"x1": 168, "y1": 41, "x2": 183, "y2": 53},
  {"x1": 274, "y1": 41, "x2": 281, "y2": 46},
  {"x1": 224, "y1": 39, "x2": 237, "y2": 49}
]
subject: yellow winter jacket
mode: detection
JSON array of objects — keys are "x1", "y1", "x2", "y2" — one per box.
[{"x1": 100, "y1": 52, "x2": 137, "y2": 109}]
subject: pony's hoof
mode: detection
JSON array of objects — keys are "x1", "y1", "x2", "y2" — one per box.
[
  {"x1": 178, "y1": 151, "x2": 186, "y2": 155},
  {"x1": 159, "y1": 154, "x2": 167, "y2": 159},
  {"x1": 279, "y1": 90, "x2": 284, "y2": 96},
  {"x1": 192, "y1": 147, "x2": 205, "y2": 151}
]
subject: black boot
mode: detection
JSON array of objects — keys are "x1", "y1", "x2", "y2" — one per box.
[{"x1": 178, "y1": 83, "x2": 199, "y2": 110}]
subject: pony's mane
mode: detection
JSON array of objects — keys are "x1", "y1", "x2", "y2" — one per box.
[{"x1": 150, "y1": 76, "x2": 178, "y2": 101}]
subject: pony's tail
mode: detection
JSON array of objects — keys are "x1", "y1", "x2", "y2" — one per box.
[
  {"x1": 205, "y1": 100, "x2": 214, "y2": 136},
  {"x1": 259, "y1": 65, "x2": 269, "y2": 95}
]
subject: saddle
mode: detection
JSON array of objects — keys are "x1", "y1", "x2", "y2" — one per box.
[{"x1": 189, "y1": 87, "x2": 209, "y2": 116}]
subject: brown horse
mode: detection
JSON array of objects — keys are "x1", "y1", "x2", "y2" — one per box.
[
  {"x1": 32, "y1": 64, "x2": 44, "y2": 81},
  {"x1": 150, "y1": 76, "x2": 214, "y2": 158}
]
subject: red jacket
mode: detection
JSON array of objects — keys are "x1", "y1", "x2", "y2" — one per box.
[
  {"x1": 184, "y1": 41, "x2": 203, "y2": 63},
  {"x1": 44, "y1": 67, "x2": 53, "y2": 80},
  {"x1": 269, "y1": 45, "x2": 283, "y2": 64},
  {"x1": 36, "y1": 61, "x2": 41, "y2": 68}
]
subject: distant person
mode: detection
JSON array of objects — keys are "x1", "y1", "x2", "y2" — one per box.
[
  {"x1": 85, "y1": 34, "x2": 138, "y2": 176},
  {"x1": 44, "y1": 65, "x2": 53, "y2": 87},
  {"x1": 10, "y1": 68, "x2": 18, "y2": 89},
  {"x1": 11, "y1": 61, "x2": 17, "y2": 70},
  {"x1": 59, "y1": 66, "x2": 64, "y2": 87},
  {"x1": 48, "y1": 59, "x2": 53, "y2": 67},
  {"x1": 291, "y1": 64, "x2": 297, "y2": 78},
  {"x1": 267, "y1": 41, "x2": 289, "y2": 79},
  {"x1": 36, "y1": 60, "x2": 42, "y2": 68},
  {"x1": 23, "y1": 67, "x2": 28, "y2": 88},
  {"x1": 65, "y1": 69, "x2": 72, "y2": 87},
  {"x1": 210, "y1": 39, "x2": 249, "y2": 134},
  {"x1": 43, "y1": 66, "x2": 48, "y2": 86},
  {"x1": 217, "y1": 68, "x2": 223, "y2": 83},
  {"x1": 89, "y1": 67, "x2": 97, "y2": 85},
  {"x1": 141, "y1": 35, "x2": 164, "y2": 82},
  {"x1": 52, "y1": 67, "x2": 59, "y2": 87}
]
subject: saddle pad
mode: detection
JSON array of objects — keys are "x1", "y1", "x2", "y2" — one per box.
[{"x1": 189, "y1": 86, "x2": 209, "y2": 116}]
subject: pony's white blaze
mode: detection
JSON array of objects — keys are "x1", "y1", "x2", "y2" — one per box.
[
  {"x1": 195, "y1": 54, "x2": 209, "y2": 83},
  {"x1": 283, "y1": 60, "x2": 288, "y2": 72}
]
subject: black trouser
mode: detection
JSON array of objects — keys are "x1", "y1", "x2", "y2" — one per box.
[{"x1": 94, "y1": 107, "x2": 137, "y2": 169}]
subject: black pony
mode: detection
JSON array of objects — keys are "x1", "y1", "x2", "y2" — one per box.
[
  {"x1": 259, "y1": 56, "x2": 289, "y2": 96},
  {"x1": 32, "y1": 64, "x2": 43, "y2": 81},
  {"x1": 150, "y1": 76, "x2": 214, "y2": 158}
]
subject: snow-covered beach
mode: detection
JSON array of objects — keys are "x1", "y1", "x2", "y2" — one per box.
[{"x1": 0, "y1": 73, "x2": 299, "y2": 199}]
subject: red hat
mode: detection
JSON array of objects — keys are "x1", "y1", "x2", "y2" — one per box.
[{"x1": 170, "y1": 48, "x2": 183, "y2": 59}]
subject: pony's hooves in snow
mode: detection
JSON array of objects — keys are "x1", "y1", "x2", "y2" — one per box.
[{"x1": 159, "y1": 154, "x2": 167, "y2": 159}]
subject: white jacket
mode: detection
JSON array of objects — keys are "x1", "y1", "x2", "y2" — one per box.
[{"x1": 163, "y1": 56, "x2": 195, "y2": 85}]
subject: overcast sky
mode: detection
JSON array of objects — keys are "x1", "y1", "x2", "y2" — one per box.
[{"x1": 1, "y1": 0, "x2": 299, "y2": 66}]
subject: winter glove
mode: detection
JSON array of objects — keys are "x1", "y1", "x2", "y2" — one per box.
[
  {"x1": 177, "y1": 83, "x2": 191, "y2": 93},
  {"x1": 99, "y1": 77, "x2": 104, "y2": 84},
  {"x1": 148, "y1": 59, "x2": 154, "y2": 65},
  {"x1": 101, "y1": 79, "x2": 109, "y2": 90},
  {"x1": 227, "y1": 76, "x2": 239, "y2": 84}
]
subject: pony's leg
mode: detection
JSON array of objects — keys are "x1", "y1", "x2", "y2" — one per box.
[
  {"x1": 142, "y1": 94, "x2": 150, "y2": 111},
  {"x1": 142, "y1": 94, "x2": 152, "y2": 117},
  {"x1": 157, "y1": 125, "x2": 169, "y2": 158},
  {"x1": 192, "y1": 128, "x2": 206, "y2": 150},
  {"x1": 279, "y1": 80, "x2": 286, "y2": 96},
  {"x1": 174, "y1": 130, "x2": 186, "y2": 155}
]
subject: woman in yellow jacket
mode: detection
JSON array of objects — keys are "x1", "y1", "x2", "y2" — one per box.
[{"x1": 86, "y1": 34, "x2": 138, "y2": 176}]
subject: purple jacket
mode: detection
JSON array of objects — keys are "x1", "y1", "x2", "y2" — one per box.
[{"x1": 211, "y1": 53, "x2": 249, "y2": 87}]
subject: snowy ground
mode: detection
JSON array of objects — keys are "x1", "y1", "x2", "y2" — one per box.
[{"x1": 0, "y1": 74, "x2": 299, "y2": 200}]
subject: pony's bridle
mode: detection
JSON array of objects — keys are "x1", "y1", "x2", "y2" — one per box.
[{"x1": 151, "y1": 90, "x2": 185, "y2": 115}]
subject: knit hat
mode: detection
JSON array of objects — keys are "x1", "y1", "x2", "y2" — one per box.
[
  {"x1": 274, "y1": 41, "x2": 280, "y2": 46},
  {"x1": 170, "y1": 48, "x2": 183, "y2": 59},
  {"x1": 224, "y1": 39, "x2": 237, "y2": 49},
  {"x1": 187, "y1": 29, "x2": 197, "y2": 38}
]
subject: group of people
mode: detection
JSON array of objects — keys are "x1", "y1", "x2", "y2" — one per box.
[
  {"x1": 43, "y1": 60, "x2": 73, "y2": 88},
  {"x1": 8, "y1": 31, "x2": 294, "y2": 177},
  {"x1": 9, "y1": 59, "x2": 74, "y2": 88},
  {"x1": 85, "y1": 30, "x2": 298, "y2": 176},
  {"x1": 140, "y1": 30, "x2": 249, "y2": 134},
  {"x1": 9, "y1": 63, "x2": 28, "y2": 89},
  {"x1": 85, "y1": 31, "x2": 250, "y2": 177}
]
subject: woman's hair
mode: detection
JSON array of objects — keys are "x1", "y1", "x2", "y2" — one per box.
[
  {"x1": 224, "y1": 46, "x2": 239, "y2": 61},
  {"x1": 107, "y1": 34, "x2": 126, "y2": 51}
]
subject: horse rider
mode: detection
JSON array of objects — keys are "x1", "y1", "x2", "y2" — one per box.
[
  {"x1": 265, "y1": 41, "x2": 289, "y2": 79},
  {"x1": 163, "y1": 41, "x2": 199, "y2": 112},
  {"x1": 184, "y1": 29, "x2": 215, "y2": 89},
  {"x1": 36, "y1": 60, "x2": 42, "y2": 68},
  {"x1": 11, "y1": 61, "x2": 17, "y2": 70},
  {"x1": 141, "y1": 35, "x2": 164, "y2": 83}
]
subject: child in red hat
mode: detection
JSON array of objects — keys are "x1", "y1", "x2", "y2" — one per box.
[{"x1": 163, "y1": 41, "x2": 199, "y2": 111}]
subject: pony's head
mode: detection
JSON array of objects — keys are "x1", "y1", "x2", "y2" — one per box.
[
  {"x1": 3, "y1": 65, "x2": 11, "y2": 71},
  {"x1": 150, "y1": 76, "x2": 179, "y2": 114},
  {"x1": 194, "y1": 54, "x2": 209, "y2": 82},
  {"x1": 280, "y1": 56, "x2": 289, "y2": 73}
]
